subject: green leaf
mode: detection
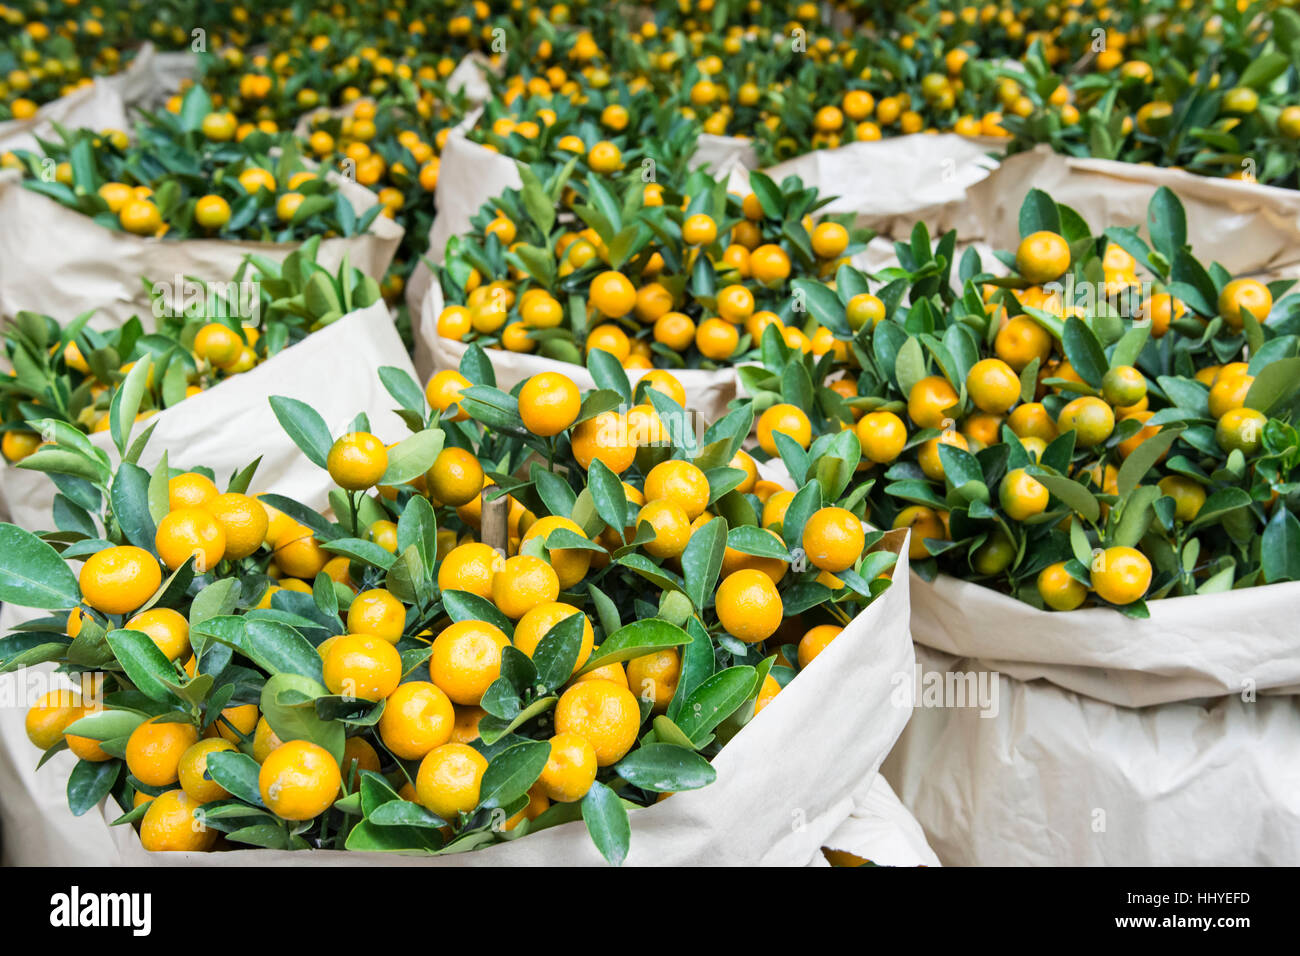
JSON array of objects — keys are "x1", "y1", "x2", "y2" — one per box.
[
  {"x1": 380, "y1": 428, "x2": 445, "y2": 486},
  {"x1": 259, "y1": 672, "x2": 344, "y2": 763},
  {"x1": 579, "y1": 619, "x2": 691, "y2": 674},
  {"x1": 110, "y1": 463, "x2": 157, "y2": 552},
  {"x1": 204, "y1": 750, "x2": 266, "y2": 806},
  {"x1": 479, "y1": 739, "x2": 550, "y2": 810},
  {"x1": 268, "y1": 396, "x2": 333, "y2": 468},
  {"x1": 105, "y1": 629, "x2": 181, "y2": 704},
  {"x1": 67, "y1": 759, "x2": 120, "y2": 817},
  {"x1": 1262, "y1": 507, "x2": 1300, "y2": 584},
  {"x1": 1061, "y1": 317, "x2": 1108, "y2": 388},
  {"x1": 613, "y1": 743, "x2": 716, "y2": 793},
  {"x1": 1117, "y1": 426, "x2": 1184, "y2": 498},
  {"x1": 0, "y1": 523, "x2": 82, "y2": 609},
  {"x1": 674, "y1": 665, "x2": 756, "y2": 743},
  {"x1": 581, "y1": 780, "x2": 630, "y2": 866},
  {"x1": 681, "y1": 516, "x2": 727, "y2": 611},
  {"x1": 586, "y1": 457, "x2": 627, "y2": 532},
  {"x1": 532, "y1": 612, "x2": 587, "y2": 690},
  {"x1": 1034, "y1": 474, "x2": 1100, "y2": 524},
  {"x1": 109, "y1": 357, "x2": 152, "y2": 455},
  {"x1": 441, "y1": 590, "x2": 512, "y2": 635},
  {"x1": 1245, "y1": 358, "x2": 1300, "y2": 415}
]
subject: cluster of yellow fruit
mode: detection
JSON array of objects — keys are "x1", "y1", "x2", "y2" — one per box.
[
  {"x1": 436, "y1": 167, "x2": 867, "y2": 372},
  {"x1": 5, "y1": 357, "x2": 892, "y2": 862},
  {"x1": 733, "y1": 185, "x2": 1299, "y2": 615}
]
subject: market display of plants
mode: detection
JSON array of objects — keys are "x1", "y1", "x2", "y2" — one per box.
[
  {"x1": 0, "y1": 0, "x2": 1297, "y2": 869},
  {"x1": 733, "y1": 185, "x2": 1300, "y2": 615},
  {"x1": 0, "y1": 354, "x2": 890, "y2": 862}
]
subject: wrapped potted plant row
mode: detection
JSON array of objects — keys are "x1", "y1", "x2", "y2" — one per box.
[
  {"x1": 0, "y1": 87, "x2": 403, "y2": 328},
  {"x1": 0, "y1": 350, "x2": 914, "y2": 865},
  {"x1": 725, "y1": 181, "x2": 1300, "y2": 865}
]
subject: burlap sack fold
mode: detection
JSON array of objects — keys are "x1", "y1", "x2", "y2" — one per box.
[
  {"x1": 0, "y1": 171, "x2": 403, "y2": 327},
  {"x1": 817, "y1": 773, "x2": 941, "y2": 868},
  {"x1": 755, "y1": 134, "x2": 1004, "y2": 238},
  {"x1": 960, "y1": 145, "x2": 1300, "y2": 279},
  {"x1": 882, "y1": 576, "x2": 1300, "y2": 865},
  {"x1": 0, "y1": 82, "x2": 130, "y2": 155},
  {"x1": 413, "y1": 281, "x2": 737, "y2": 424},
  {"x1": 96, "y1": 532, "x2": 914, "y2": 866}
]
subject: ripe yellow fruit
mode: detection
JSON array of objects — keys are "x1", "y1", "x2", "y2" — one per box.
[
  {"x1": 416, "y1": 742, "x2": 488, "y2": 818},
  {"x1": 1037, "y1": 562, "x2": 1087, "y2": 611},
  {"x1": 907, "y1": 376, "x2": 959, "y2": 429},
  {"x1": 177, "y1": 738, "x2": 237, "y2": 804},
  {"x1": 25, "y1": 690, "x2": 84, "y2": 751},
  {"x1": 966, "y1": 358, "x2": 1020, "y2": 413},
  {"x1": 206, "y1": 493, "x2": 269, "y2": 560},
  {"x1": 259, "y1": 740, "x2": 342, "y2": 820},
  {"x1": 323, "y1": 633, "x2": 403, "y2": 701},
  {"x1": 715, "y1": 569, "x2": 782, "y2": 643},
  {"x1": 140, "y1": 790, "x2": 217, "y2": 852},
  {"x1": 643, "y1": 460, "x2": 710, "y2": 519},
  {"x1": 756, "y1": 403, "x2": 812, "y2": 456},
  {"x1": 513, "y1": 602, "x2": 595, "y2": 675},
  {"x1": 125, "y1": 607, "x2": 191, "y2": 661},
  {"x1": 79, "y1": 545, "x2": 161, "y2": 615},
  {"x1": 155, "y1": 507, "x2": 227, "y2": 572},
  {"x1": 327, "y1": 431, "x2": 389, "y2": 490},
  {"x1": 491, "y1": 554, "x2": 560, "y2": 619},
  {"x1": 798, "y1": 624, "x2": 842, "y2": 669},
  {"x1": 802, "y1": 507, "x2": 866, "y2": 573},
  {"x1": 636, "y1": 499, "x2": 691, "y2": 559},
  {"x1": 426, "y1": 447, "x2": 484, "y2": 507},
  {"x1": 437, "y1": 542, "x2": 502, "y2": 601},
  {"x1": 999, "y1": 467, "x2": 1050, "y2": 521},
  {"x1": 1091, "y1": 546, "x2": 1152, "y2": 605},
  {"x1": 1015, "y1": 231, "x2": 1071, "y2": 283},
  {"x1": 539, "y1": 732, "x2": 598, "y2": 802},
  {"x1": 430, "y1": 620, "x2": 510, "y2": 705},
  {"x1": 554, "y1": 679, "x2": 640, "y2": 766},
  {"x1": 378, "y1": 681, "x2": 455, "y2": 760},
  {"x1": 518, "y1": 371, "x2": 581, "y2": 436},
  {"x1": 126, "y1": 717, "x2": 201, "y2": 788},
  {"x1": 520, "y1": 516, "x2": 592, "y2": 589},
  {"x1": 346, "y1": 588, "x2": 406, "y2": 644}
]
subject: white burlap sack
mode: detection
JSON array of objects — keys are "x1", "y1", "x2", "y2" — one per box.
[
  {"x1": 881, "y1": 576, "x2": 1300, "y2": 865},
  {"x1": 960, "y1": 145, "x2": 1300, "y2": 279},
  {"x1": 753, "y1": 134, "x2": 1003, "y2": 237},
  {"x1": 0, "y1": 302, "x2": 415, "y2": 865},
  {"x1": 96, "y1": 532, "x2": 915, "y2": 866},
  {"x1": 405, "y1": 122, "x2": 757, "y2": 317},
  {"x1": 0, "y1": 82, "x2": 130, "y2": 155},
  {"x1": 0, "y1": 171, "x2": 403, "y2": 327},
  {"x1": 413, "y1": 282, "x2": 737, "y2": 424},
  {"x1": 817, "y1": 773, "x2": 941, "y2": 868},
  {"x1": 0, "y1": 302, "x2": 411, "y2": 532}
]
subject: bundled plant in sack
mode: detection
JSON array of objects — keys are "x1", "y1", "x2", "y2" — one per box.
[
  {"x1": 999, "y1": 7, "x2": 1300, "y2": 187},
  {"x1": 0, "y1": 237, "x2": 383, "y2": 463},
  {"x1": 733, "y1": 184, "x2": 1300, "y2": 614},
  {"x1": 298, "y1": 88, "x2": 473, "y2": 303},
  {"x1": 434, "y1": 167, "x2": 871, "y2": 371},
  {"x1": 0, "y1": 351, "x2": 895, "y2": 863},
  {"x1": 5, "y1": 85, "x2": 385, "y2": 241}
]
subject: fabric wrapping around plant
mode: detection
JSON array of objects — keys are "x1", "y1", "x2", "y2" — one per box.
[
  {"x1": 0, "y1": 81, "x2": 130, "y2": 155},
  {"x1": 404, "y1": 119, "x2": 758, "y2": 319},
  {"x1": 97, "y1": 530, "x2": 915, "y2": 866},
  {"x1": 957, "y1": 145, "x2": 1300, "y2": 279},
  {"x1": 0, "y1": 170, "x2": 404, "y2": 327},
  {"x1": 413, "y1": 280, "x2": 738, "y2": 425},
  {"x1": 879, "y1": 578, "x2": 1300, "y2": 865},
  {"x1": 728, "y1": 134, "x2": 1003, "y2": 237},
  {"x1": 0, "y1": 302, "x2": 415, "y2": 866},
  {"x1": 816, "y1": 773, "x2": 941, "y2": 868}
]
